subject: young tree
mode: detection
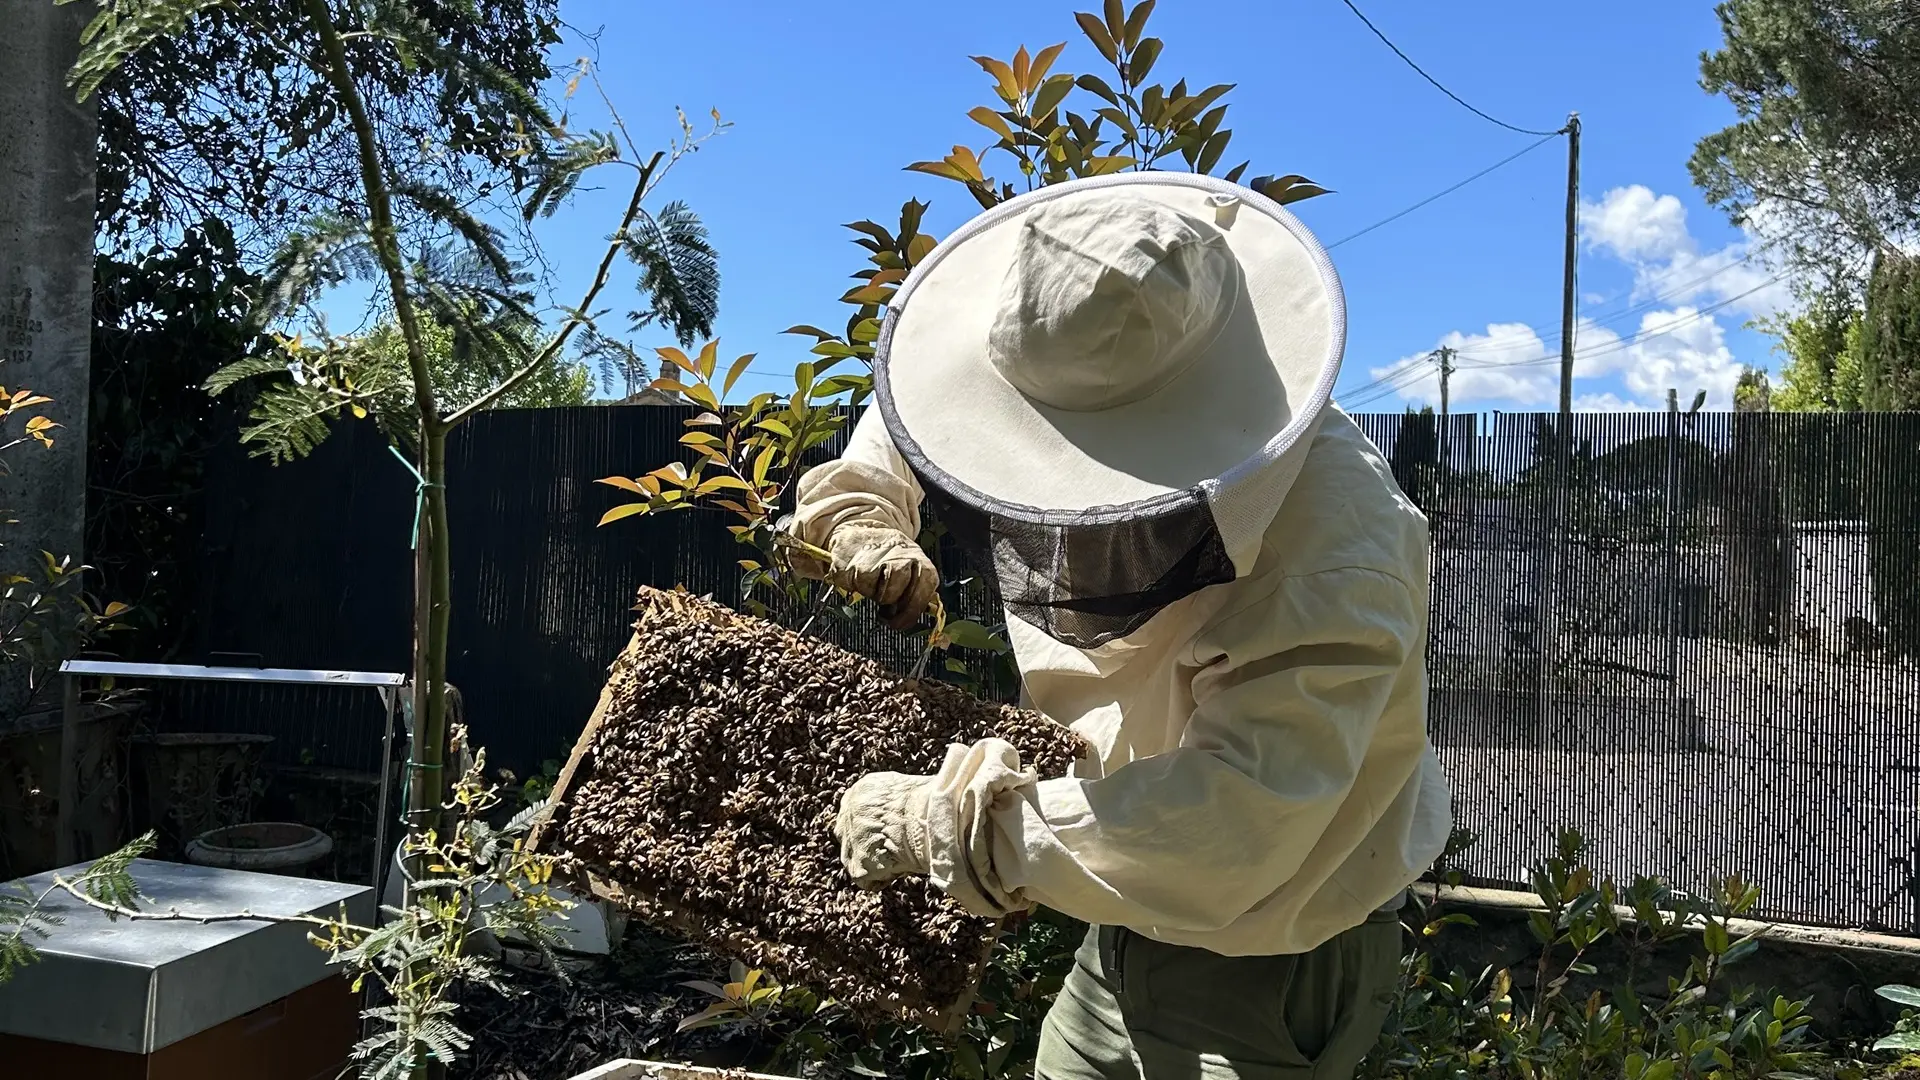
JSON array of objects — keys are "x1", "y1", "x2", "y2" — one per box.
[{"x1": 67, "y1": 7, "x2": 721, "y2": 1073}]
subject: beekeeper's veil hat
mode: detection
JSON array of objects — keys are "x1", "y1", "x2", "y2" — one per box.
[{"x1": 874, "y1": 172, "x2": 1345, "y2": 649}]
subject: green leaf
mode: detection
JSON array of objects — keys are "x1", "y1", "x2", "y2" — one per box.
[
  {"x1": 1129, "y1": 39, "x2": 1163, "y2": 86},
  {"x1": 844, "y1": 220, "x2": 894, "y2": 247},
  {"x1": 906, "y1": 160, "x2": 972, "y2": 183},
  {"x1": 1875, "y1": 1031, "x2": 1920, "y2": 1051},
  {"x1": 1104, "y1": 0, "x2": 1126, "y2": 41},
  {"x1": 1197, "y1": 129, "x2": 1231, "y2": 175},
  {"x1": 1702, "y1": 919, "x2": 1730, "y2": 956},
  {"x1": 1122, "y1": 0, "x2": 1156, "y2": 49},
  {"x1": 675, "y1": 1001, "x2": 740, "y2": 1033},
  {"x1": 1032, "y1": 74, "x2": 1076, "y2": 119},
  {"x1": 968, "y1": 106, "x2": 1015, "y2": 141},
  {"x1": 943, "y1": 619, "x2": 1011, "y2": 653},
  {"x1": 1030, "y1": 42, "x2": 1068, "y2": 85},
  {"x1": 597, "y1": 503, "x2": 649, "y2": 526},
  {"x1": 1875, "y1": 984, "x2": 1920, "y2": 1008},
  {"x1": 841, "y1": 283, "x2": 895, "y2": 305},
  {"x1": 1075, "y1": 12, "x2": 1118, "y2": 63},
  {"x1": 1076, "y1": 73, "x2": 1121, "y2": 105},
  {"x1": 970, "y1": 54, "x2": 1020, "y2": 102},
  {"x1": 722, "y1": 352, "x2": 757, "y2": 397}
]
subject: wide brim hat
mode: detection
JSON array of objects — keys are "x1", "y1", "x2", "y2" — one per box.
[{"x1": 872, "y1": 171, "x2": 1346, "y2": 649}]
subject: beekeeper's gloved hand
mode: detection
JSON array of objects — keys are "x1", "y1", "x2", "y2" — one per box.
[
  {"x1": 834, "y1": 770, "x2": 933, "y2": 888},
  {"x1": 824, "y1": 522, "x2": 939, "y2": 630}
]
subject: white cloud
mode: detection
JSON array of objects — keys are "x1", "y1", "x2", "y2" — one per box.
[
  {"x1": 1573, "y1": 392, "x2": 1653, "y2": 412},
  {"x1": 1352, "y1": 184, "x2": 1796, "y2": 415},
  {"x1": 1615, "y1": 308, "x2": 1743, "y2": 406},
  {"x1": 1580, "y1": 184, "x2": 1795, "y2": 321},
  {"x1": 1581, "y1": 185, "x2": 1691, "y2": 262}
]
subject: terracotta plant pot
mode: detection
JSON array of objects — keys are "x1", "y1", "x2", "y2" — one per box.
[{"x1": 184, "y1": 821, "x2": 333, "y2": 876}]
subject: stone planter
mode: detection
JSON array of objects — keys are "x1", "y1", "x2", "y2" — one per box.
[
  {"x1": 569, "y1": 1062, "x2": 791, "y2": 1080},
  {"x1": 185, "y1": 821, "x2": 333, "y2": 876},
  {"x1": 0, "y1": 700, "x2": 139, "y2": 878},
  {"x1": 129, "y1": 732, "x2": 273, "y2": 858}
]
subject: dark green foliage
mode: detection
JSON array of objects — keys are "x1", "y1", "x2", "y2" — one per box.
[
  {"x1": 1850, "y1": 255, "x2": 1920, "y2": 655},
  {"x1": 88, "y1": 221, "x2": 268, "y2": 660},
  {"x1": 72, "y1": 0, "x2": 561, "y2": 260},
  {"x1": 1691, "y1": 0, "x2": 1920, "y2": 287},
  {"x1": 1854, "y1": 251, "x2": 1920, "y2": 412}
]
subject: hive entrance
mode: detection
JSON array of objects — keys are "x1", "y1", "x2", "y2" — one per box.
[{"x1": 530, "y1": 587, "x2": 1085, "y2": 1031}]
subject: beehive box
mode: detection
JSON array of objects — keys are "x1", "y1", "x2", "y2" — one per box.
[{"x1": 530, "y1": 587, "x2": 1085, "y2": 1033}]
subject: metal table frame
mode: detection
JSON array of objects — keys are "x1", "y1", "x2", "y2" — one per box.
[{"x1": 55, "y1": 660, "x2": 406, "y2": 895}]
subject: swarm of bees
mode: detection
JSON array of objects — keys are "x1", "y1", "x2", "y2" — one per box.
[{"x1": 532, "y1": 587, "x2": 1085, "y2": 1031}]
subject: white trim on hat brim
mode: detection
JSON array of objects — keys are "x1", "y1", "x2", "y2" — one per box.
[{"x1": 876, "y1": 172, "x2": 1346, "y2": 519}]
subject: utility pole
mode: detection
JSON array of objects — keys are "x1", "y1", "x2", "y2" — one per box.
[
  {"x1": 1436, "y1": 345, "x2": 1456, "y2": 514},
  {"x1": 1541, "y1": 112, "x2": 1580, "y2": 736},
  {"x1": 1558, "y1": 114, "x2": 1581, "y2": 422}
]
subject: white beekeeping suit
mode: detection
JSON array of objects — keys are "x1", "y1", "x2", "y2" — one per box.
[{"x1": 791, "y1": 172, "x2": 1452, "y2": 1080}]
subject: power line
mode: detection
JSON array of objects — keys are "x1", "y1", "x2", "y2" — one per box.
[
  {"x1": 1325, "y1": 132, "x2": 1561, "y2": 250},
  {"x1": 1462, "y1": 275, "x2": 1785, "y2": 369},
  {"x1": 1334, "y1": 0, "x2": 1567, "y2": 138},
  {"x1": 1346, "y1": 274, "x2": 1786, "y2": 411}
]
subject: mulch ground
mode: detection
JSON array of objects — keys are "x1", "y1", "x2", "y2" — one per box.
[{"x1": 452, "y1": 931, "x2": 763, "y2": 1080}]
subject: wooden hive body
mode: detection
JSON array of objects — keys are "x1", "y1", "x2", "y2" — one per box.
[{"x1": 530, "y1": 587, "x2": 1084, "y2": 1031}]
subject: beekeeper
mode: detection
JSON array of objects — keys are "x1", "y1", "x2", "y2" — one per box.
[{"x1": 789, "y1": 171, "x2": 1451, "y2": 1080}]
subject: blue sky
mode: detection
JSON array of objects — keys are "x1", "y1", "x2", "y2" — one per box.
[{"x1": 518, "y1": 0, "x2": 1782, "y2": 415}]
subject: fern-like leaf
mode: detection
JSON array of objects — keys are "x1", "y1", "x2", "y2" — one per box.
[
  {"x1": 60, "y1": 0, "x2": 232, "y2": 103},
  {"x1": 522, "y1": 132, "x2": 621, "y2": 221},
  {"x1": 391, "y1": 182, "x2": 515, "y2": 287},
  {"x1": 252, "y1": 214, "x2": 377, "y2": 331},
  {"x1": 625, "y1": 201, "x2": 719, "y2": 347}
]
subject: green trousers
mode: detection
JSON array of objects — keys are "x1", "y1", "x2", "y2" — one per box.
[{"x1": 1032, "y1": 908, "x2": 1402, "y2": 1080}]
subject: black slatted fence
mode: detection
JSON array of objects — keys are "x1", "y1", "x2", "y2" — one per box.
[{"x1": 175, "y1": 405, "x2": 1920, "y2": 933}]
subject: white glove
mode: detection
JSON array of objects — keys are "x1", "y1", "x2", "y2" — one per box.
[
  {"x1": 835, "y1": 770, "x2": 935, "y2": 889},
  {"x1": 824, "y1": 522, "x2": 940, "y2": 630}
]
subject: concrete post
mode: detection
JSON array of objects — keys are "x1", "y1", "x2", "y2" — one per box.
[{"x1": 0, "y1": 0, "x2": 97, "y2": 719}]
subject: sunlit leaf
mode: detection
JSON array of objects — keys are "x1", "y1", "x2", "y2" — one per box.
[
  {"x1": 596, "y1": 476, "x2": 649, "y2": 495},
  {"x1": 970, "y1": 54, "x2": 1019, "y2": 102},
  {"x1": 696, "y1": 475, "x2": 754, "y2": 495},
  {"x1": 655, "y1": 346, "x2": 698, "y2": 377},
  {"x1": 722, "y1": 352, "x2": 757, "y2": 396},
  {"x1": 598, "y1": 503, "x2": 649, "y2": 526},
  {"x1": 906, "y1": 160, "x2": 972, "y2": 183},
  {"x1": 1033, "y1": 74, "x2": 1075, "y2": 119}
]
